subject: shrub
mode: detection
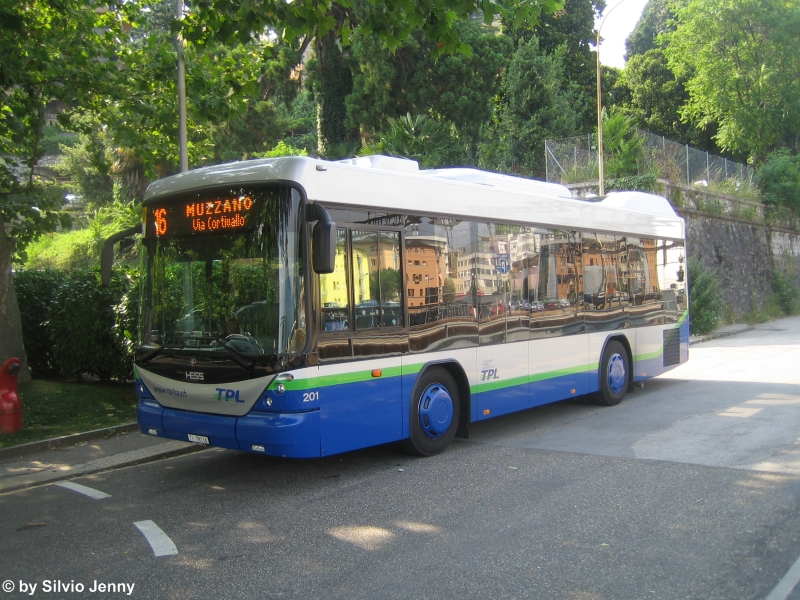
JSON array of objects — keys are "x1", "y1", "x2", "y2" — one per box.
[
  {"x1": 605, "y1": 174, "x2": 658, "y2": 193},
  {"x1": 48, "y1": 268, "x2": 134, "y2": 380},
  {"x1": 688, "y1": 256, "x2": 723, "y2": 335},
  {"x1": 15, "y1": 268, "x2": 136, "y2": 380},
  {"x1": 14, "y1": 269, "x2": 69, "y2": 376},
  {"x1": 756, "y1": 150, "x2": 800, "y2": 212},
  {"x1": 772, "y1": 271, "x2": 799, "y2": 315}
]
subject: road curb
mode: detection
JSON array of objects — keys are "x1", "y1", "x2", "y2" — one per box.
[
  {"x1": 689, "y1": 325, "x2": 753, "y2": 345},
  {"x1": 0, "y1": 423, "x2": 141, "y2": 461},
  {"x1": 0, "y1": 440, "x2": 206, "y2": 494}
]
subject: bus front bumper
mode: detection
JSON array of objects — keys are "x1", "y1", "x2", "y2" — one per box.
[{"x1": 137, "y1": 399, "x2": 321, "y2": 458}]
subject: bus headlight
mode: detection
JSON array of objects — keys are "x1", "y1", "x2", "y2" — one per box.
[{"x1": 276, "y1": 383, "x2": 286, "y2": 394}]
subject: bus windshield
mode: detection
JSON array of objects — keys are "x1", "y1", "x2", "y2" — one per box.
[{"x1": 140, "y1": 185, "x2": 304, "y2": 358}]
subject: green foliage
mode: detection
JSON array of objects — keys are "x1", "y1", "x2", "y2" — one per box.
[
  {"x1": 47, "y1": 269, "x2": 136, "y2": 380},
  {"x1": 55, "y1": 117, "x2": 114, "y2": 210},
  {"x1": 605, "y1": 174, "x2": 657, "y2": 192},
  {"x1": 0, "y1": 0, "x2": 125, "y2": 252},
  {"x1": 15, "y1": 268, "x2": 138, "y2": 380},
  {"x1": 601, "y1": 108, "x2": 643, "y2": 178},
  {"x1": 13, "y1": 269, "x2": 69, "y2": 376},
  {"x1": 619, "y1": 48, "x2": 716, "y2": 151},
  {"x1": 664, "y1": 0, "x2": 800, "y2": 162},
  {"x1": 625, "y1": 0, "x2": 672, "y2": 58},
  {"x1": 254, "y1": 141, "x2": 309, "y2": 158},
  {"x1": 772, "y1": 271, "x2": 799, "y2": 315},
  {"x1": 479, "y1": 38, "x2": 579, "y2": 177},
  {"x1": 756, "y1": 151, "x2": 800, "y2": 212},
  {"x1": 346, "y1": 20, "x2": 513, "y2": 160},
  {"x1": 181, "y1": 0, "x2": 564, "y2": 61},
  {"x1": 40, "y1": 126, "x2": 79, "y2": 156},
  {"x1": 361, "y1": 114, "x2": 455, "y2": 168},
  {"x1": 25, "y1": 202, "x2": 141, "y2": 270},
  {"x1": 508, "y1": 0, "x2": 604, "y2": 131},
  {"x1": 688, "y1": 256, "x2": 723, "y2": 335}
]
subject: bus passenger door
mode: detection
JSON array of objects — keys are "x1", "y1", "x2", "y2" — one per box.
[{"x1": 317, "y1": 226, "x2": 407, "y2": 456}]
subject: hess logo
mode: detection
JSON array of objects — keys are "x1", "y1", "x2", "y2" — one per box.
[
  {"x1": 185, "y1": 371, "x2": 204, "y2": 381},
  {"x1": 216, "y1": 388, "x2": 245, "y2": 403}
]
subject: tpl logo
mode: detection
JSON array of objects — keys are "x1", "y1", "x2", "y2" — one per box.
[
  {"x1": 480, "y1": 369, "x2": 500, "y2": 381},
  {"x1": 216, "y1": 388, "x2": 245, "y2": 403}
]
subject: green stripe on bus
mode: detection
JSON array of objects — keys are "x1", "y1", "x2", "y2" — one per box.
[
  {"x1": 633, "y1": 313, "x2": 689, "y2": 362},
  {"x1": 471, "y1": 363, "x2": 598, "y2": 395},
  {"x1": 276, "y1": 365, "x2": 406, "y2": 391}
]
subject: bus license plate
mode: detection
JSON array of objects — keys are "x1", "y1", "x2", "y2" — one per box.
[{"x1": 188, "y1": 434, "x2": 209, "y2": 445}]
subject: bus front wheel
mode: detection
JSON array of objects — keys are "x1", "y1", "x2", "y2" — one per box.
[
  {"x1": 403, "y1": 368, "x2": 460, "y2": 456},
  {"x1": 596, "y1": 340, "x2": 629, "y2": 406}
]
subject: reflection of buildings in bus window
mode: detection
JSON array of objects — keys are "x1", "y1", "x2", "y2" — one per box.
[
  {"x1": 405, "y1": 237, "x2": 445, "y2": 308},
  {"x1": 319, "y1": 246, "x2": 348, "y2": 308}
]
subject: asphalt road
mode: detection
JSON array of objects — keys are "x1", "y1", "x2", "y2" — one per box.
[{"x1": 2, "y1": 317, "x2": 800, "y2": 600}]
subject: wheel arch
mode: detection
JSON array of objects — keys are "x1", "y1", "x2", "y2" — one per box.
[{"x1": 415, "y1": 360, "x2": 471, "y2": 439}]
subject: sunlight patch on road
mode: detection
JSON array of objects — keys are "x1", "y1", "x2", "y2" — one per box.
[
  {"x1": 328, "y1": 525, "x2": 395, "y2": 550},
  {"x1": 394, "y1": 521, "x2": 441, "y2": 533},
  {"x1": 745, "y1": 393, "x2": 800, "y2": 406},
  {"x1": 718, "y1": 406, "x2": 762, "y2": 418}
]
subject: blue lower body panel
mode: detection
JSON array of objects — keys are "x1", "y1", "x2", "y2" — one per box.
[
  {"x1": 237, "y1": 411, "x2": 320, "y2": 458},
  {"x1": 138, "y1": 400, "x2": 322, "y2": 458}
]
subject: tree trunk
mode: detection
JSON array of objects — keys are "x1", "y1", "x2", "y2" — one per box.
[
  {"x1": 315, "y1": 32, "x2": 354, "y2": 156},
  {"x1": 0, "y1": 218, "x2": 31, "y2": 383}
]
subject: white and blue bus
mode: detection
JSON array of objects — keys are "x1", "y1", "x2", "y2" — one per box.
[{"x1": 128, "y1": 155, "x2": 688, "y2": 457}]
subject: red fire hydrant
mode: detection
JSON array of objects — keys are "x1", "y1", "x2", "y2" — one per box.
[{"x1": 0, "y1": 358, "x2": 22, "y2": 434}]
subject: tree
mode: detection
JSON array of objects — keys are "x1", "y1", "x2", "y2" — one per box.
[
  {"x1": 1, "y1": 0, "x2": 129, "y2": 379},
  {"x1": 664, "y1": 0, "x2": 800, "y2": 161},
  {"x1": 346, "y1": 20, "x2": 513, "y2": 160},
  {"x1": 361, "y1": 113, "x2": 455, "y2": 167},
  {"x1": 625, "y1": 0, "x2": 672, "y2": 59},
  {"x1": 479, "y1": 38, "x2": 580, "y2": 177},
  {"x1": 181, "y1": 0, "x2": 564, "y2": 154},
  {"x1": 507, "y1": 0, "x2": 605, "y2": 131},
  {"x1": 620, "y1": 48, "x2": 717, "y2": 151}
]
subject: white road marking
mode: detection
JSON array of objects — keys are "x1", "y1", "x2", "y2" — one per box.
[
  {"x1": 765, "y1": 554, "x2": 800, "y2": 600},
  {"x1": 55, "y1": 481, "x2": 111, "y2": 500},
  {"x1": 133, "y1": 520, "x2": 179, "y2": 557}
]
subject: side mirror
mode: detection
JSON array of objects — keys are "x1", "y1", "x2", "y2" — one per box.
[
  {"x1": 312, "y1": 220, "x2": 336, "y2": 274},
  {"x1": 307, "y1": 203, "x2": 335, "y2": 274},
  {"x1": 101, "y1": 223, "x2": 143, "y2": 287}
]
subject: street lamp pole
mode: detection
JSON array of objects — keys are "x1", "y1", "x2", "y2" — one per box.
[
  {"x1": 175, "y1": 0, "x2": 188, "y2": 173},
  {"x1": 596, "y1": 0, "x2": 628, "y2": 197}
]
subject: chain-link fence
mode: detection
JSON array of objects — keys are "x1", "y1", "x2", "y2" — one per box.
[{"x1": 545, "y1": 130, "x2": 755, "y2": 190}]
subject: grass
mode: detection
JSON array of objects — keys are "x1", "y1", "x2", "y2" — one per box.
[{"x1": 0, "y1": 379, "x2": 137, "y2": 449}]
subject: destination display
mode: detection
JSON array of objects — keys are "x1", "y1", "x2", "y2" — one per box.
[{"x1": 149, "y1": 193, "x2": 257, "y2": 237}]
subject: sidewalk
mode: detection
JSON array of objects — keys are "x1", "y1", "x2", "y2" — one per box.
[{"x1": 0, "y1": 427, "x2": 203, "y2": 494}]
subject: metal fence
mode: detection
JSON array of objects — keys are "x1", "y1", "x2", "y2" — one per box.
[{"x1": 544, "y1": 130, "x2": 755, "y2": 189}]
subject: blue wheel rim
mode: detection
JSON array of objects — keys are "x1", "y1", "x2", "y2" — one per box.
[
  {"x1": 418, "y1": 383, "x2": 454, "y2": 439},
  {"x1": 607, "y1": 353, "x2": 626, "y2": 395}
]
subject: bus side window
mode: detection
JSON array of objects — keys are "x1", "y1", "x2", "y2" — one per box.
[{"x1": 319, "y1": 228, "x2": 350, "y2": 332}]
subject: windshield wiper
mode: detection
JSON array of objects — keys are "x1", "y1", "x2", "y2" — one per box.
[
  {"x1": 138, "y1": 345, "x2": 182, "y2": 364},
  {"x1": 215, "y1": 338, "x2": 256, "y2": 371}
]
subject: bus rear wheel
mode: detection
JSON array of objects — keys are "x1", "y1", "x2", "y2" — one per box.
[
  {"x1": 596, "y1": 340, "x2": 629, "y2": 406},
  {"x1": 403, "y1": 368, "x2": 460, "y2": 456}
]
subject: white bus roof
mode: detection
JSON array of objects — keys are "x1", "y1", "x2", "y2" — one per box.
[{"x1": 144, "y1": 155, "x2": 684, "y2": 240}]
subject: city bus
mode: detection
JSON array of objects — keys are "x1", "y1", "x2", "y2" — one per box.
[{"x1": 122, "y1": 155, "x2": 688, "y2": 458}]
